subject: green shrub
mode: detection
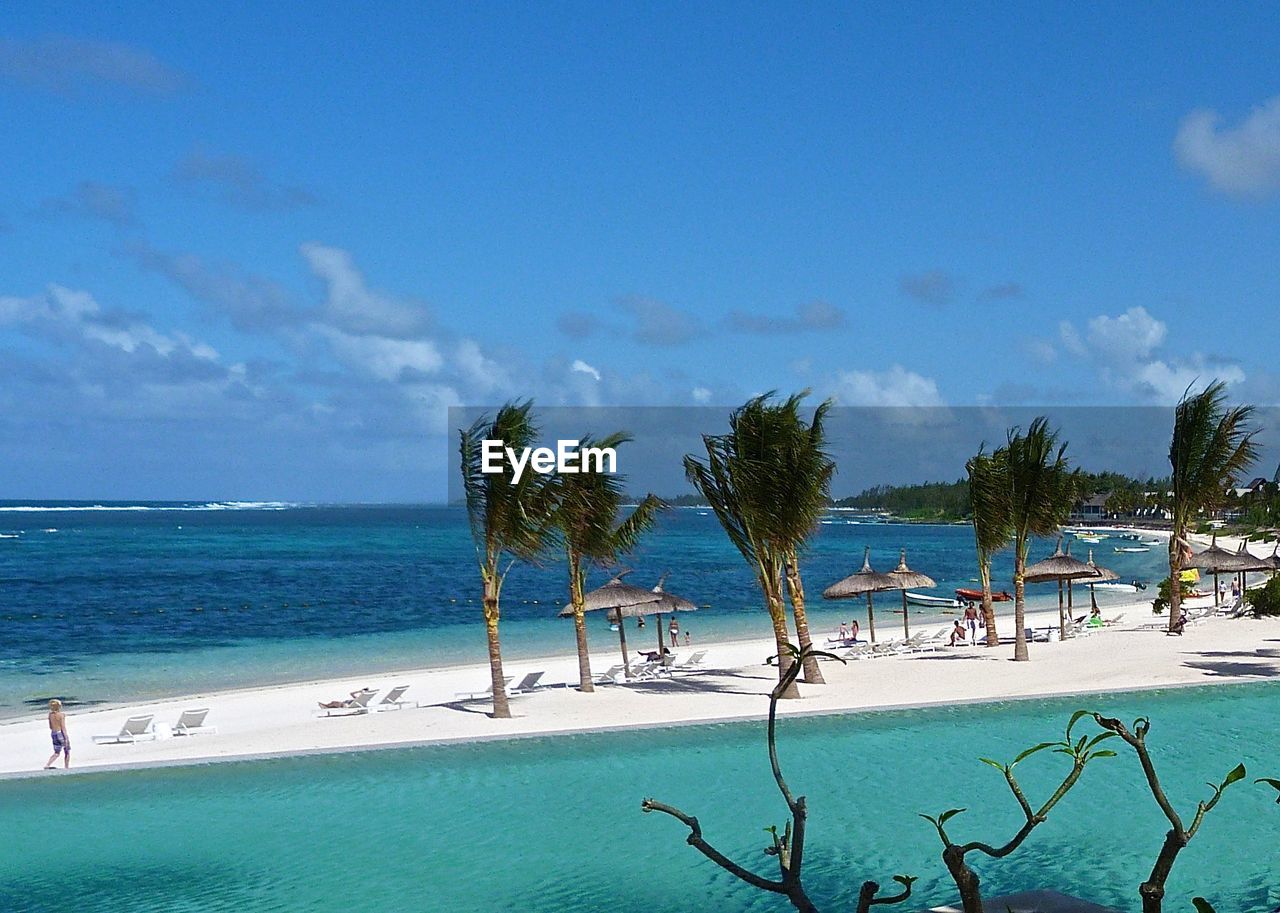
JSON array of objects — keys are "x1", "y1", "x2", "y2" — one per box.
[
  {"x1": 1245, "y1": 575, "x2": 1280, "y2": 617},
  {"x1": 1152, "y1": 576, "x2": 1195, "y2": 615}
]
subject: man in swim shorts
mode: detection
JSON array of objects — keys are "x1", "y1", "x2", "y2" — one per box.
[{"x1": 45, "y1": 699, "x2": 71, "y2": 770}]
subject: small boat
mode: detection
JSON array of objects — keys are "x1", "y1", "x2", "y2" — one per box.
[
  {"x1": 1090, "y1": 580, "x2": 1148, "y2": 592},
  {"x1": 1114, "y1": 546, "x2": 1150, "y2": 553},
  {"x1": 1075, "y1": 535, "x2": 1102, "y2": 544},
  {"x1": 905, "y1": 592, "x2": 963, "y2": 609},
  {"x1": 956, "y1": 587, "x2": 1012, "y2": 602}
]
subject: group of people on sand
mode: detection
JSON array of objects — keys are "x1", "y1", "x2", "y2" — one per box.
[
  {"x1": 836, "y1": 619, "x2": 862, "y2": 643},
  {"x1": 947, "y1": 602, "x2": 982, "y2": 646}
]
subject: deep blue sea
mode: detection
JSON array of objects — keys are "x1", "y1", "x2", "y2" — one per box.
[{"x1": 0, "y1": 502, "x2": 1167, "y2": 718}]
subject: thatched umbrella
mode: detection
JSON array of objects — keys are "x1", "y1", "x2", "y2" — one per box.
[
  {"x1": 1233, "y1": 541, "x2": 1273, "y2": 597},
  {"x1": 886, "y1": 548, "x2": 936, "y2": 641},
  {"x1": 1267, "y1": 542, "x2": 1280, "y2": 577},
  {"x1": 601, "y1": 578, "x2": 698, "y2": 675},
  {"x1": 1188, "y1": 534, "x2": 1250, "y2": 605},
  {"x1": 1025, "y1": 537, "x2": 1100, "y2": 640},
  {"x1": 822, "y1": 546, "x2": 896, "y2": 643},
  {"x1": 559, "y1": 571, "x2": 663, "y2": 678}
]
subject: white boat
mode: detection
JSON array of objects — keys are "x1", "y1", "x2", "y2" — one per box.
[
  {"x1": 905, "y1": 592, "x2": 963, "y2": 609},
  {"x1": 1090, "y1": 581, "x2": 1149, "y2": 592},
  {"x1": 1113, "y1": 545, "x2": 1150, "y2": 553}
]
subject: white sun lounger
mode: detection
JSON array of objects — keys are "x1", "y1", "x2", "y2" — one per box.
[
  {"x1": 171, "y1": 708, "x2": 217, "y2": 735},
  {"x1": 593, "y1": 664, "x2": 627, "y2": 684},
  {"x1": 92, "y1": 715, "x2": 156, "y2": 744},
  {"x1": 508, "y1": 671, "x2": 546, "y2": 694},
  {"x1": 318, "y1": 689, "x2": 377, "y2": 716},
  {"x1": 668, "y1": 650, "x2": 708, "y2": 674},
  {"x1": 455, "y1": 677, "x2": 513, "y2": 701},
  {"x1": 375, "y1": 685, "x2": 417, "y2": 711}
]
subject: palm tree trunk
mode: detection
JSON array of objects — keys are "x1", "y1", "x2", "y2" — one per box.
[
  {"x1": 483, "y1": 573, "x2": 511, "y2": 718},
  {"x1": 1167, "y1": 531, "x2": 1183, "y2": 633},
  {"x1": 785, "y1": 558, "x2": 824, "y2": 684},
  {"x1": 760, "y1": 561, "x2": 800, "y2": 699},
  {"x1": 1012, "y1": 559, "x2": 1029, "y2": 662},
  {"x1": 978, "y1": 555, "x2": 998, "y2": 646},
  {"x1": 567, "y1": 552, "x2": 593, "y2": 692}
]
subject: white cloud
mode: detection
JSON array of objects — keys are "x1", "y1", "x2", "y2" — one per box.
[
  {"x1": 1058, "y1": 306, "x2": 1245, "y2": 403},
  {"x1": 831, "y1": 365, "x2": 944, "y2": 407},
  {"x1": 570, "y1": 359, "x2": 602, "y2": 382},
  {"x1": 1024, "y1": 338, "x2": 1058, "y2": 365},
  {"x1": 301, "y1": 243, "x2": 429, "y2": 338},
  {"x1": 1175, "y1": 96, "x2": 1280, "y2": 197},
  {"x1": 1059, "y1": 320, "x2": 1086, "y2": 356},
  {"x1": 1133, "y1": 359, "x2": 1246, "y2": 403},
  {"x1": 317, "y1": 327, "x2": 442, "y2": 382},
  {"x1": 691, "y1": 386, "x2": 712, "y2": 404},
  {"x1": 1085, "y1": 306, "x2": 1166, "y2": 361},
  {"x1": 0, "y1": 285, "x2": 220, "y2": 361},
  {"x1": 456, "y1": 339, "x2": 512, "y2": 395}
]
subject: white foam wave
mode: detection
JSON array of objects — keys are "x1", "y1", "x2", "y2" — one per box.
[
  {"x1": 0, "y1": 501, "x2": 300, "y2": 513},
  {"x1": 0, "y1": 533, "x2": 19, "y2": 539}
]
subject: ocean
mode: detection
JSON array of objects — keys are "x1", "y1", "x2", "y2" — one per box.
[{"x1": 0, "y1": 502, "x2": 1168, "y2": 718}]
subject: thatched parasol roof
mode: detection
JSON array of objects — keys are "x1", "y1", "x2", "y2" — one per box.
[
  {"x1": 1233, "y1": 541, "x2": 1274, "y2": 573},
  {"x1": 885, "y1": 548, "x2": 935, "y2": 590},
  {"x1": 1025, "y1": 538, "x2": 1101, "y2": 583},
  {"x1": 559, "y1": 571, "x2": 664, "y2": 617},
  {"x1": 1267, "y1": 543, "x2": 1280, "y2": 571},
  {"x1": 1188, "y1": 534, "x2": 1252, "y2": 573},
  {"x1": 1085, "y1": 548, "x2": 1119, "y2": 583},
  {"x1": 822, "y1": 546, "x2": 897, "y2": 599}
]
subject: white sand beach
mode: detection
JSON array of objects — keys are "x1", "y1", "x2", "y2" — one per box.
[{"x1": 3, "y1": 592, "x2": 1276, "y2": 780}]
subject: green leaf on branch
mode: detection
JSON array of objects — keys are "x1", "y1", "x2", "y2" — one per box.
[
  {"x1": 938, "y1": 807, "x2": 966, "y2": 824},
  {"x1": 893, "y1": 875, "x2": 918, "y2": 888},
  {"x1": 1221, "y1": 763, "x2": 1246, "y2": 789},
  {"x1": 1256, "y1": 777, "x2": 1280, "y2": 802},
  {"x1": 1012, "y1": 742, "x2": 1055, "y2": 764}
]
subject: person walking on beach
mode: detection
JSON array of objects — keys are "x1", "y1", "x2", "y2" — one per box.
[
  {"x1": 668, "y1": 617, "x2": 680, "y2": 648},
  {"x1": 963, "y1": 602, "x2": 979, "y2": 643},
  {"x1": 44, "y1": 699, "x2": 70, "y2": 770}
]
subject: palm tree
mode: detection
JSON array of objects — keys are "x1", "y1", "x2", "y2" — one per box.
[
  {"x1": 1004, "y1": 418, "x2": 1078, "y2": 662},
  {"x1": 459, "y1": 402, "x2": 559, "y2": 718},
  {"x1": 966, "y1": 446, "x2": 1012, "y2": 646},
  {"x1": 554, "y1": 432, "x2": 664, "y2": 692},
  {"x1": 775, "y1": 397, "x2": 835, "y2": 685},
  {"x1": 685, "y1": 393, "x2": 831, "y2": 696},
  {"x1": 1166, "y1": 381, "x2": 1258, "y2": 631}
]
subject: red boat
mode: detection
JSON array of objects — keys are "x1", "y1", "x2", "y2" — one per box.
[{"x1": 956, "y1": 587, "x2": 1012, "y2": 602}]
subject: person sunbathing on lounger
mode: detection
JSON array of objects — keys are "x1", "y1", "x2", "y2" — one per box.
[{"x1": 318, "y1": 689, "x2": 372, "y2": 709}]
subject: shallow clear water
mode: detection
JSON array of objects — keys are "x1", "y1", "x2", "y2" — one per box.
[
  {"x1": 0, "y1": 503, "x2": 1168, "y2": 716},
  {"x1": 4, "y1": 684, "x2": 1277, "y2": 912}
]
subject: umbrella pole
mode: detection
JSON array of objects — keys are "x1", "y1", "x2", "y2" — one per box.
[
  {"x1": 867, "y1": 593, "x2": 876, "y2": 643},
  {"x1": 1067, "y1": 579, "x2": 1074, "y2": 612},
  {"x1": 1090, "y1": 583, "x2": 1099, "y2": 612},
  {"x1": 1214, "y1": 570, "x2": 1219, "y2": 606},
  {"x1": 656, "y1": 612, "x2": 665, "y2": 656},
  {"x1": 901, "y1": 590, "x2": 909, "y2": 640},
  {"x1": 1054, "y1": 576, "x2": 1064, "y2": 640},
  {"x1": 617, "y1": 615, "x2": 631, "y2": 679}
]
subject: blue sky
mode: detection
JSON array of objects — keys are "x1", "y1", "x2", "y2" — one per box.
[{"x1": 2, "y1": 5, "x2": 1279, "y2": 500}]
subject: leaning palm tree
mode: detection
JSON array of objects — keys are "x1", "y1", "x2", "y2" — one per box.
[
  {"x1": 966, "y1": 446, "x2": 1013, "y2": 646},
  {"x1": 1004, "y1": 418, "x2": 1078, "y2": 662},
  {"x1": 1166, "y1": 381, "x2": 1258, "y2": 632},
  {"x1": 554, "y1": 433, "x2": 664, "y2": 692},
  {"x1": 775, "y1": 397, "x2": 836, "y2": 684},
  {"x1": 459, "y1": 402, "x2": 560, "y2": 718},
  {"x1": 685, "y1": 393, "x2": 829, "y2": 696}
]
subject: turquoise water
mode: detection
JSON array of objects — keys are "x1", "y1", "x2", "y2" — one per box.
[
  {"x1": 4, "y1": 683, "x2": 1278, "y2": 912},
  {"x1": 0, "y1": 503, "x2": 1168, "y2": 718}
]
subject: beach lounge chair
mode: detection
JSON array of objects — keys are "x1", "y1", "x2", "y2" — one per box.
[
  {"x1": 841, "y1": 642, "x2": 873, "y2": 660},
  {"x1": 508, "y1": 672, "x2": 546, "y2": 694},
  {"x1": 375, "y1": 685, "x2": 417, "y2": 711},
  {"x1": 171, "y1": 708, "x2": 217, "y2": 735},
  {"x1": 454, "y1": 677, "x2": 512, "y2": 701},
  {"x1": 593, "y1": 664, "x2": 627, "y2": 685},
  {"x1": 668, "y1": 650, "x2": 708, "y2": 674},
  {"x1": 628, "y1": 660, "x2": 663, "y2": 681},
  {"x1": 92, "y1": 715, "x2": 156, "y2": 744},
  {"x1": 1103, "y1": 612, "x2": 1126, "y2": 627},
  {"x1": 318, "y1": 689, "x2": 377, "y2": 716}
]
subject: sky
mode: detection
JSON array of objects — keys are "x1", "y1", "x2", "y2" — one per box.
[{"x1": 2, "y1": 4, "x2": 1279, "y2": 501}]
